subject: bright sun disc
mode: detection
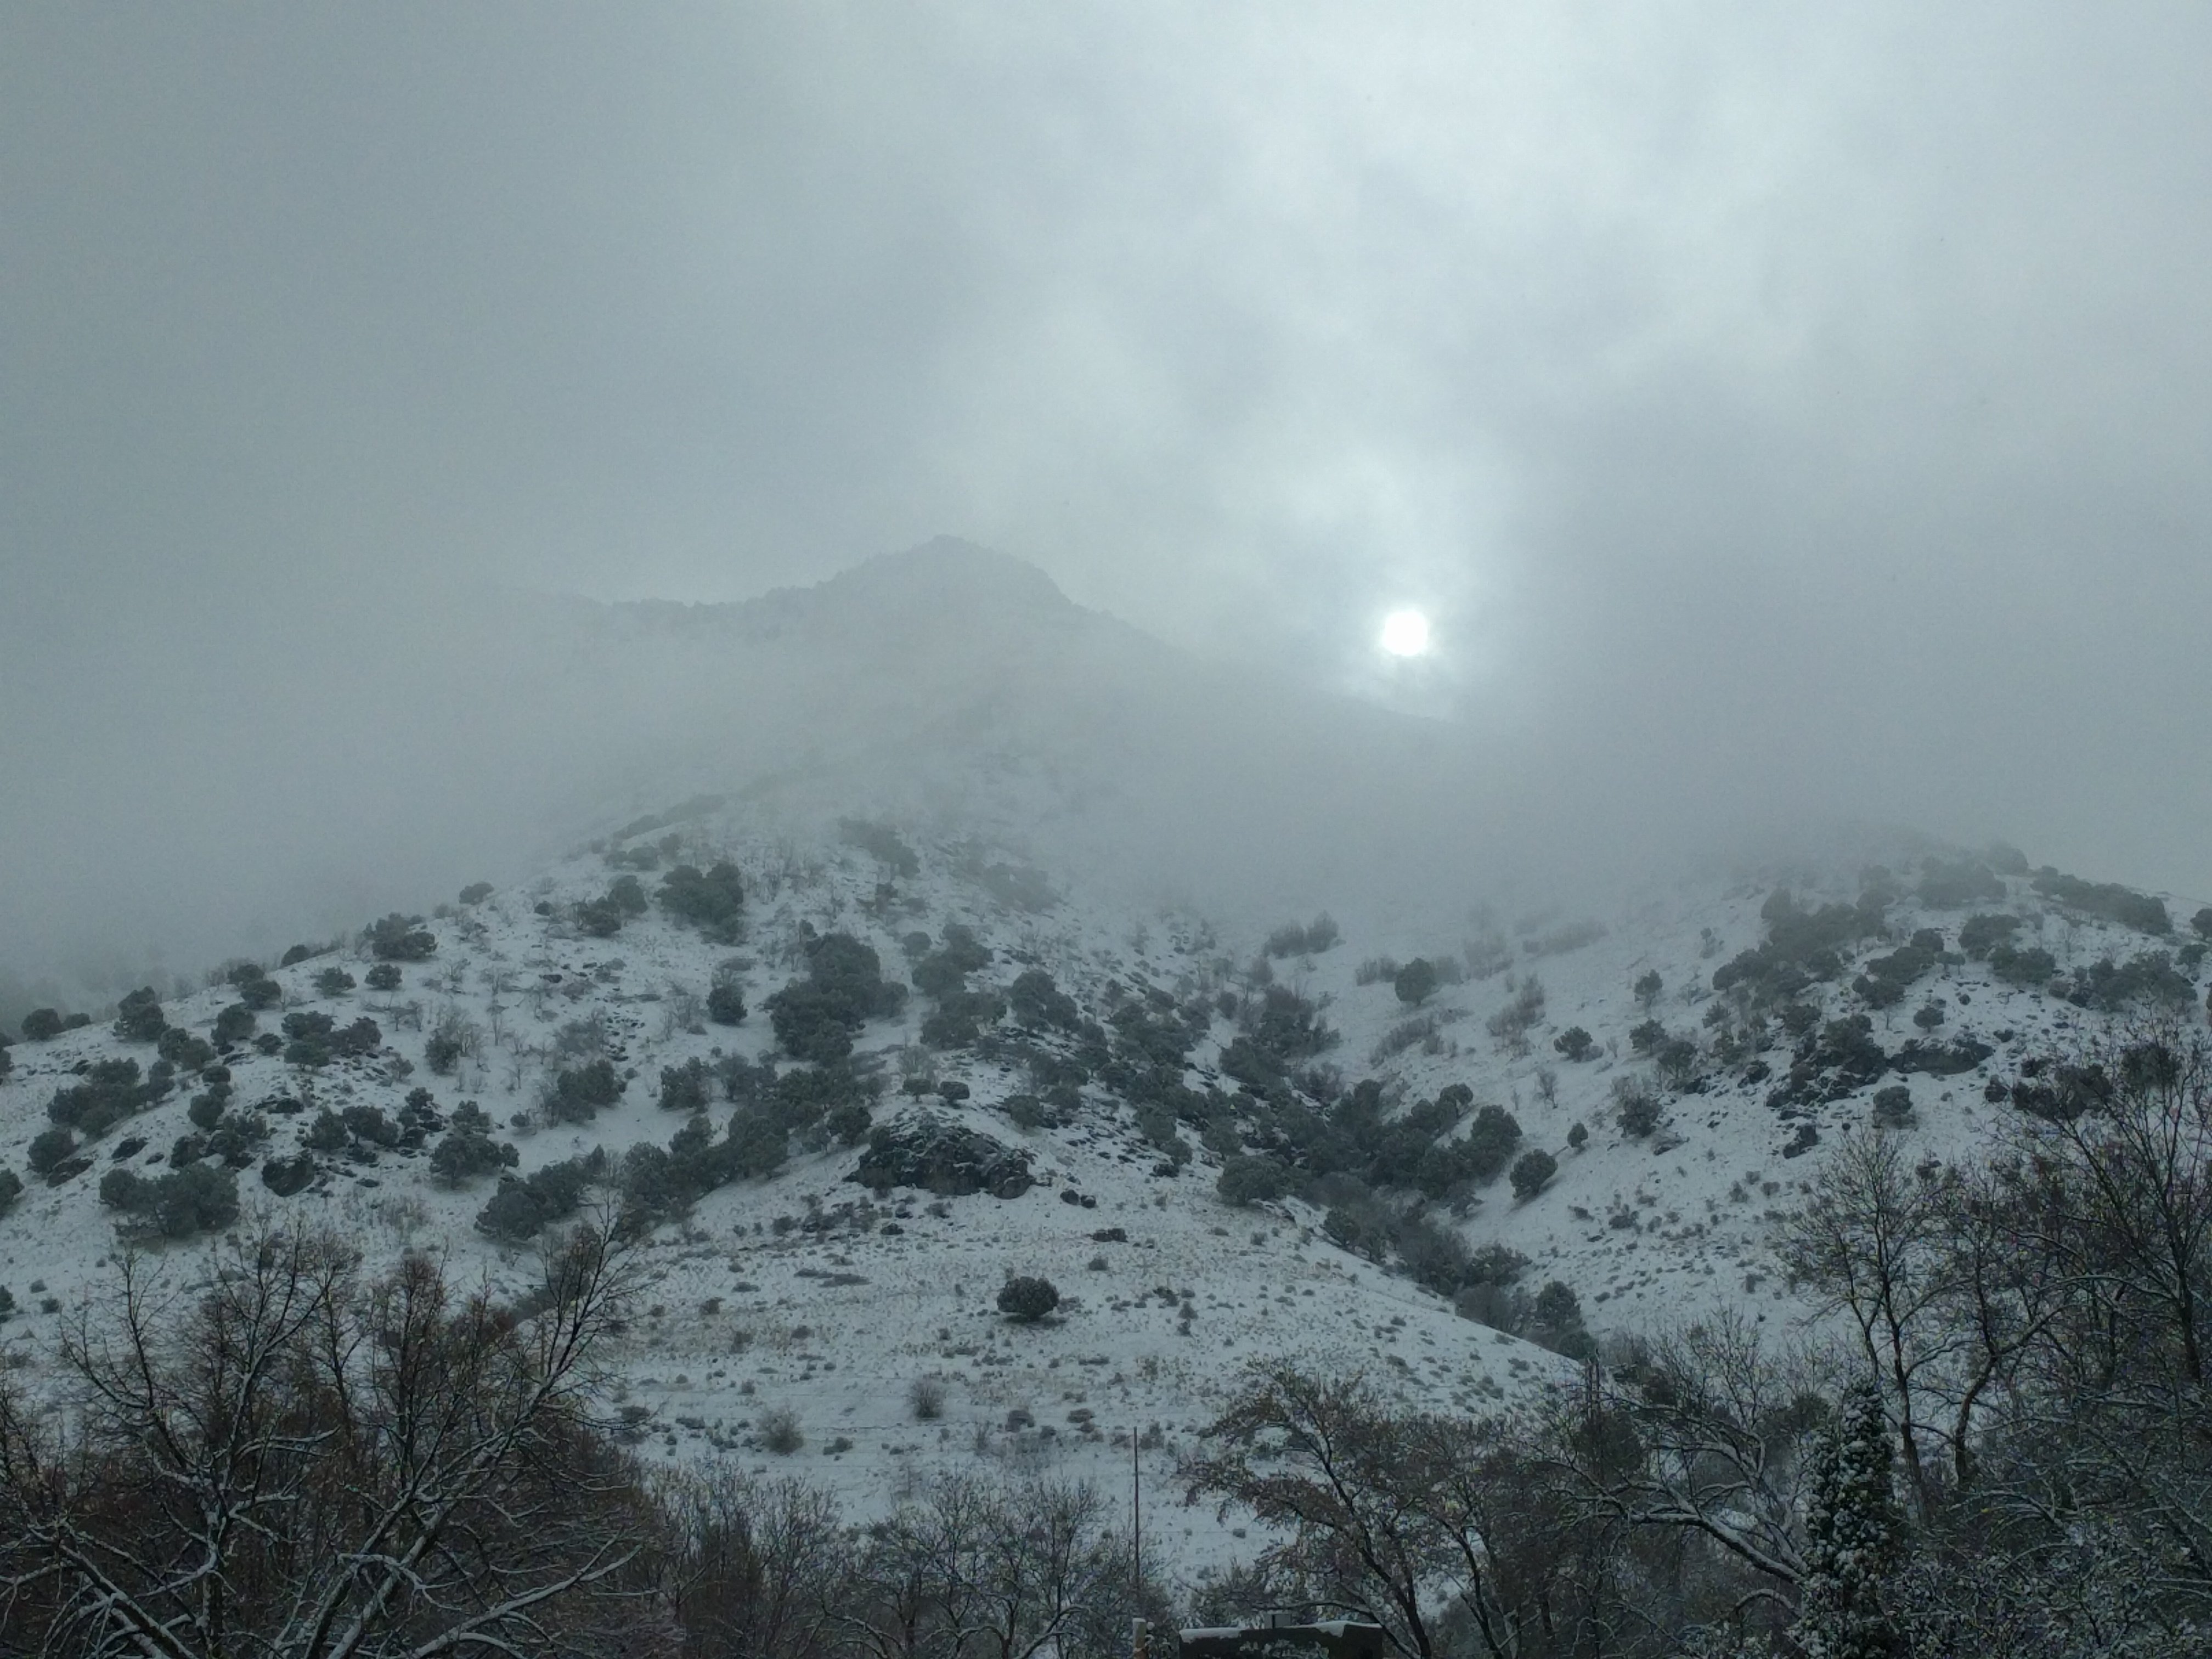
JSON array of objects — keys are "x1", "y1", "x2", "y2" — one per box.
[{"x1": 1379, "y1": 609, "x2": 1431, "y2": 657}]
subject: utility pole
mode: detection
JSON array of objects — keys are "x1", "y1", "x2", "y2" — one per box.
[
  {"x1": 1132, "y1": 1425, "x2": 1142, "y2": 1593},
  {"x1": 1131, "y1": 1429, "x2": 1149, "y2": 1659}
]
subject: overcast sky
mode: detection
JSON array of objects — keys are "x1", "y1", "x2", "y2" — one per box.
[{"x1": 6, "y1": 4, "x2": 2212, "y2": 983}]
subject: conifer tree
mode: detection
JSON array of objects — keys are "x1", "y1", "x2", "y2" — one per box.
[{"x1": 1794, "y1": 1379, "x2": 1908, "y2": 1659}]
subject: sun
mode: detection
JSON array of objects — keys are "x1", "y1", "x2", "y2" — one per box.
[{"x1": 1379, "y1": 608, "x2": 1431, "y2": 657}]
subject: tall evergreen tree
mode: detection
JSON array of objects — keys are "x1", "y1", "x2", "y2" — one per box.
[{"x1": 1794, "y1": 1379, "x2": 1909, "y2": 1659}]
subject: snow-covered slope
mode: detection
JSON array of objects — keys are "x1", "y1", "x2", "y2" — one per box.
[
  {"x1": 5, "y1": 792, "x2": 2206, "y2": 1595},
  {"x1": 0, "y1": 805, "x2": 1582, "y2": 1576}
]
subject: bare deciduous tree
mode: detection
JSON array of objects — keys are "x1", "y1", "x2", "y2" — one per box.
[
  {"x1": 1181, "y1": 1362, "x2": 1637, "y2": 1659},
  {"x1": 0, "y1": 1220, "x2": 654, "y2": 1658},
  {"x1": 830, "y1": 1473, "x2": 1133, "y2": 1659}
]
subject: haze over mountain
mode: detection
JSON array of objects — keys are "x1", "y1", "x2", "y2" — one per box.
[
  {"x1": 0, "y1": 540, "x2": 1488, "y2": 1017},
  {"x1": 10, "y1": 7, "x2": 2212, "y2": 1023}
]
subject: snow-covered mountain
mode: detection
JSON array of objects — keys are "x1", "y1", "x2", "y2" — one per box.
[{"x1": 3, "y1": 544, "x2": 2208, "y2": 1594}]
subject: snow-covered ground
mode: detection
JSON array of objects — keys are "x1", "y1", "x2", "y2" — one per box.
[{"x1": 2, "y1": 795, "x2": 2204, "y2": 1589}]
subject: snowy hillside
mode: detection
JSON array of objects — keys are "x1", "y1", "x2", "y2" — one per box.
[{"x1": 3, "y1": 788, "x2": 2207, "y2": 1590}]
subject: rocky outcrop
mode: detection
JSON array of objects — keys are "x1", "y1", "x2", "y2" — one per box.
[{"x1": 849, "y1": 1113, "x2": 1032, "y2": 1199}]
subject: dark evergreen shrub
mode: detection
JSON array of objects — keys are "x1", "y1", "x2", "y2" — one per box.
[
  {"x1": 305, "y1": 1110, "x2": 349, "y2": 1153},
  {"x1": 1007, "y1": 968, "x2": 1081, "y2": 1030},
  {"x1": 398, "y1": 1088, "x2": 443, "y2": 1137},
  {"x1": 1567, "y1": 1122, "x2": 1589, "y2": 1151},
  {"x1": 365, "y1": 914, "x2": 437, "y2": 961},
  {"x1": 459, "y1": 881, "x2": 494, "y2": 904},
  {"x1": 2030, "y1": 870, "x2": 2170, "y2": 934},
  {"x1": 912, "y1": 924, "x2": 992, "y2": 999},
  {"x1": 20, "y1": 1008, "x2": 64, "y2": 1042},
  {"x1": 574, "y1": 898, "x2": 625, "y2": 938},
  {"x1": 99, "y1": 1163, "x2": 239, "y2": 1238},
  {"x1": 996, "y1": 1275, "x2": 1060, "y2": 1322},
  {"x1": 113, "y1": 988, "x2": 166, "y2": 1043},
  {"x1": 1651, "y1": 1034, "x2": 1701, "y2": 1088},
  {"x1": 826, "y1": 1101, "x2": 872, "y2": 1146},
  {"x1": 658, "y1": 1058, "x2": 713, "y2": 1113},
  {"x1": 281, "y1": 944, "x2": 317, "y2": 966},
  {"x1": 658, "y1": 862, "x2": 746, "y2": 942},
  {"x1": 428, "y1": 1127, "x2": 516, "y2": 1185},
  {"x1": 1510, "y1": 1148, "x2": 1557, "y2": 1199},
  {"x1": 839, "y1": 819, "x2": 920, "y2": 877},
  {"x1": 1918, "y1": 857, "x2": 2006, "y2": 907},
  {"x1": 613, "y1": 1142, "x2": 687, "y2": 1233},
  {"x1": 474, "y1": 1154, "x2": 600, "y2": 1242},
  {"x1": 259, "y1": 1154, "x2": 317, "y2": 1196},
  {"x1": 1912, "y1": 1001, "x2": 1946, "y2": 1031},
  {"x1": 1216, "y1": 1155, "x2": 1290, "y2": 1206},
  {"x1": 1853, "y1": 942, "x2": 1938, "y2": 1008},
  {"x1": 342, "y1": 1105, "x2": 399, "y2": 1147},
  {"x1": 543, "y1": 1059, "x2": 624, "y2": 1125},
  {"x1": 1462, "y1": 1104, "x2": 1524, "y2": 1181},
  {"x1": 1710, "y1": 893, "x2": 1883, "y2": 1006},
  {"x1": 28, "y1": 1127, "x2": 77, "y2": 1176},
  {"x1": 723, "y1": 1110, "x2": 788, "y2": 1179},
  {"x1": 1240, "y1": 984, "x2": 1337, "y2": 1066},
  {"x1": 188, "y1": 1093, "x2": 225, "y2": 1131},
  {"x1": 1613, "y1": 1077, "x2": 1662, "y2": 1138},
  {"x1": 205, "y1": 1110, "x2": 270, "y2": 1168},
  {"x1": 705, "y1": 983, "x2": 747, "y2": 1025},
  {"x1": 2067, "y1": 952, "x2": 2194, "y2": 1012},
  {"x1": 1392, "y1": 958, "x2": 1439, "y2": 1006},
  {"x1": 98, "y1": 1166, "x2": 142, "y2": 1210},
  {"x1": 237, "y1": 975, "x2": 283, "y2": 1010},
  {"x1": 1553, "y1": 1026, "x2": 1596, "y2": 1062},
  {"x1": 364, "y1": 963, "x2": 402, "y2": 991},
  {"x1": 157, "y1": 1027, "x2": 215, "y2": 1071},
  {"x1": 47, "y1": 1060, "x2": 148, "y2": 1137},
  {"x1": 608, "y1": 874, "x2": 648, "y2": 915},
  {"x1": 0, "y1": 1167, "x2": 22, "y2": 1215},
  {"x1": 280, "y1": 1010, "x2": 334, "y2": 1068},
  {"x1": 921, "y1": 989, "x2": 1006, "y2": 1051},
  {"x1": 422, "y1": 1011, "x2": 471, "y2": 1074},
  {"x1": 1989, "y1": 943, "x2": 2059, "y2": 987},
  {"x1": 314, "y1": 967, "x2": 356, "y2": 996},
  {"x1": 1265, "y1": 915, "x2": 1340, "y2": 957},
  {"x1": 1633, "y1": 970, "x2": 1662, "y2": 1009},
  {"x1": 766, "y1": 932, "x2": 906, "y2": 1063},
  {"x1": 1527, "y1": 1280, "x2": 1592, "y2": 1359},
  {"x1": 769, "y1": 985, "x2": 857, "y2": 1064},
  {"x1": 2193, "y1": 906, "x2": 2212, "y2": 940}
]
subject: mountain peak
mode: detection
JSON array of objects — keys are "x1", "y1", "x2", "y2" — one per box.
[{"x1": 814, "y1": 536, "x2": 1076, "y2": 617}]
